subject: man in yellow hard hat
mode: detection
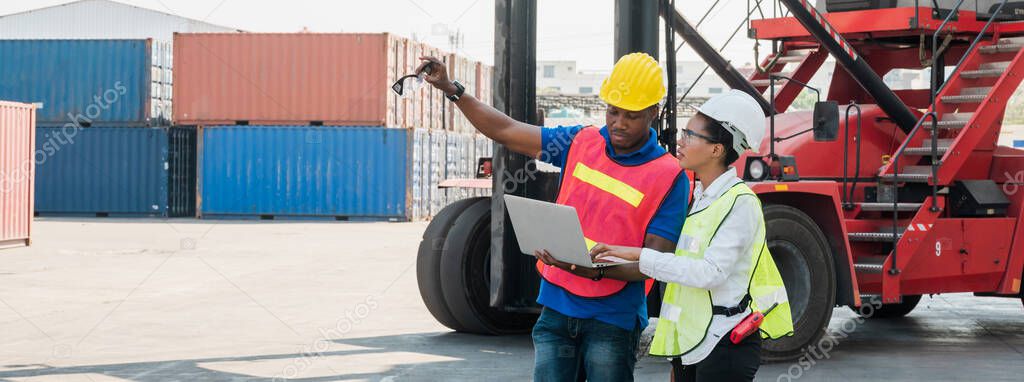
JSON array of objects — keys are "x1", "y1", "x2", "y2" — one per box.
[{"x1": 418, "y1": 53, "x2": 689, "y2": 381}]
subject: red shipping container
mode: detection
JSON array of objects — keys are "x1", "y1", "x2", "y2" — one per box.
[
  {"x1": 174, "y1": 33, "x2": 421, "y2": 127},
  {"x1": 0, "y1": 101, "x2": 35, "y2": 249}
]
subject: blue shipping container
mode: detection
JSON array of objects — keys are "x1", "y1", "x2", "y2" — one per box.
[
  {"x1": 35, "y1": 127, "x2": 196, "y2": 217},
  {"x1": 199, "y1": 126, "x2": 412, "y2": 220},
  {"x1": 0, "y1": 40, "x2": 159, "y2": 127}
]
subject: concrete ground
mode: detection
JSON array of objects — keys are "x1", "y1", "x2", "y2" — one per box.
[{"x1": 0, "y1": 219, "x2": 1022, "y2": 381}]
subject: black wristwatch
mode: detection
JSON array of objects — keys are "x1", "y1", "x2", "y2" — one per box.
[
  {"x1": 446, "y1": 81, "x2": 465, "y2": 102},
  {"x1": 591, "y1": 268, "x2": 605, "y2": 281}
]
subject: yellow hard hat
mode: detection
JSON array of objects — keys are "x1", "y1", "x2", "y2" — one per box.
[{"x1": 599, "y1": 52, "x2": 666, "y2": 111}]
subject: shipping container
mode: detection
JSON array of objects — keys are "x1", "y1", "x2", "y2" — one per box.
[
  {"x1": 474, "y1": 134, "x2": 495, "y2": 198},
  {"x1": 175, "y1": 33, "x2": 441, "y2": 127},
  {"x1": 0, "y1": 101, "x2": 35, "y2": 249},
  {"x1": 199, "y1": 126, "x2": 414, "y2": 220},
  {"x1": 34, "y1": 127, "x2": 196, "y2": 217},
  {"x1": 0, "y1": 39, "x2": 168, "y2": 126},
  {"x1": 476, "y1": 63, "x2": 495, "y2": 107},
  {"x1": 436, "y1": 132, "x2": 494, "y2": 201},
  {"x1": 391, "y1": 37, "x2": 408, "y2": 133},
  {"x1": 447, "y1": 55, "x2": 480, "y2": 134},
  {"x1": 428, "y1": 46, "x2": 448, "y2": 131},
  {"x1": 429, "y1": 129, "x2": 448, "y2": 217}
]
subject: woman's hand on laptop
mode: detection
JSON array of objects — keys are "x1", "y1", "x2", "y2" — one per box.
[
  {"x1": 535, "y1": 249, "x2": 600, "y2": 279},
  {"x1": 590, "y1": 243, "x2": 642, "y2": 263}
]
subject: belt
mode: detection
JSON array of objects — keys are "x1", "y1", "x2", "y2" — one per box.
[{"x1": 711, "y1": 294, "x2": 750, "y2": 317}]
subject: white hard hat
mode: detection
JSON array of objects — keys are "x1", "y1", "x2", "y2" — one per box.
[{"x1": 696, "y1": 89, "x2": 766, "y2": 154}]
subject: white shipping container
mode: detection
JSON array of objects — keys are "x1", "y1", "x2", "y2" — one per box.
[
  {"x1": 391, "y1": 37, "x2": 406, "y2": 129},
  {"x1": 429, "y1": 129, "x2": 447, "y2": 216},
  {"x1": 411, "y1": 129, "x2": 430, "y2": 220}
]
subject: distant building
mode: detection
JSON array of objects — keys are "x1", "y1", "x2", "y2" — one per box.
[
  {"x1": 0, "y1": 0, "x2": 241, "y2": 43},
  {"x1": 538, "y1": 59, "x2": 839, "y2": 100},
  {"x1": 536, "y1": 61, "x2": 606, "y2": 96}
]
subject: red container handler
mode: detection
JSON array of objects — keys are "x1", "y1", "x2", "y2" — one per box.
[{"x1": 0, "y1": 101, "x2": 35, "y2": 249}]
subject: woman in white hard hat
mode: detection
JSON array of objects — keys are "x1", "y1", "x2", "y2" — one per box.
[{"x1": 589, "y1": 89, "x2": 794, "y2": 381}]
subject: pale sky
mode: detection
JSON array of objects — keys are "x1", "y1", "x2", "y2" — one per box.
[{"x1": 0, "y1": 0, "x2": 767, "y2": 71}]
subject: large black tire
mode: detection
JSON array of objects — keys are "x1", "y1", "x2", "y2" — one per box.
[
  {"x1": 852, "y1": 295, "x2": 922, "y2": 319},
  {"x1": 760, "y1": 204, "x2": 837, "y2": 362},
  {"x1": 416, "y1": 197, "x2": 485, "y2": 332},
  {"x1": 440, "y1": 198, "x2": 537, "y2": 334}
]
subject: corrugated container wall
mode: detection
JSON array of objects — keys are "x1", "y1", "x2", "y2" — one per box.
[
  {"x1": 447, "y1": 54, "x2": 479, "y2": 134},
  {"x1": 175, "y1": 33, "x2": 424, "y2": 127},
  {"x1": 412, "y1": 129, "x2": 431, "y2": 220},
  {"x1": 34, "y1": 127, "x2": 196, "y2": 217},
  {"x1": 429, "y1": 130, "x2": 448, "y2": 216},
  {"x1": 476, "y1": 63, "x2": 494, "y2": 107},
  {"x1": 0, "y1": 101, "x2": 35, "y2": 249},
  {"x1": 0, "y1": 0, "x2": 238, "y2": 42},
  {"x1": 199, "y1": 126, "x2": 412, "y2": 220},
  {"x1": 0, "y1": 39, "x2": 168, "y2": 126},
  {"x1": 474, "y1": 134, "x2": 495, "y2": 198},
  {"x1": 428, "y1": 46, "x2": 447, "y2": 130}
]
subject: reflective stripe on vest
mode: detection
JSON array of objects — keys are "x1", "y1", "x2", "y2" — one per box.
[
  {"x1": 571, "y1": 162, "x2": 645, "y2": 207},
  {"x1": 537, "y1": 127, "x2": 682, "y2": 298},
  {"x1": 649, "y1": 183, "x2": 795, "y2": 357}
]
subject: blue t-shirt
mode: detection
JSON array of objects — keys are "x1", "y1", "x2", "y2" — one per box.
[{"x1": 537, "y1": 125, "x2": 690, "y2": 331}]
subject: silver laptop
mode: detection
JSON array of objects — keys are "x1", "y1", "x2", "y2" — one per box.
[{"x1": 503, "y1": 194, "x2": 636, "y2": 268}]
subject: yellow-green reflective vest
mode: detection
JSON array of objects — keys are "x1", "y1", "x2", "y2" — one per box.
[{"x1": 649, "y1": 183, "x2": 794, "y2": 357}]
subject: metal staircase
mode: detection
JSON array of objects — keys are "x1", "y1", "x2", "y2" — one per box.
[
  {"x1": 846, "y1": 22, "x2": 1024, "y2": 304},
  {"x1": 748, "y1": 46, "x2": 828, "y2": 112}
]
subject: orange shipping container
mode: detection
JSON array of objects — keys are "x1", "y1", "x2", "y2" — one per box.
[
  {"x1": 429, "y1": 46, "x2": 447, "y2": 130},
  {"x1": 476, "y1": 63, "x2": 494, "y2": 107},
  {"x1": 175, "y1": 33, "x2": 431, "y2": 127},
  {"x1": 447, "y1": 54, "x2": 480, "y2": 133},
  {"x1": 0, "y1": 101, "x2": 35, "y2": 249}
]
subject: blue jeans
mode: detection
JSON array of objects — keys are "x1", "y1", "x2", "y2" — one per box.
[{"x1": 532, "y1": 307, "x2": 640, "y2": 382}]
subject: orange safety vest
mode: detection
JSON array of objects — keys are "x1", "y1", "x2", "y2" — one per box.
[{"x1": 537, "y1": 127, "x2": 683, "y2": 298}]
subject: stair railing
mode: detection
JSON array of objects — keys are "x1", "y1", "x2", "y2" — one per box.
[
  {"x1": 889, "y1": 111, "x2": 938, "y2": 275},
  {"x1": 842, "y1": 101, "x2": 861, "y2": 210}
]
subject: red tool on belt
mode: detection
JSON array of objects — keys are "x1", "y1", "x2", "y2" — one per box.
[{"x1": 729, "y1": 302, "x2": 779, "y2": 344}]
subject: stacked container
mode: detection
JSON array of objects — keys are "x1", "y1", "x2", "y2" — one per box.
[
  {"x1": 0, "y1": 39, "x2": 168, "y2": 126},
  {"x1": 0, "y1": 39, "x2": 195, "y2": 217},
  {"x1": 0, "y1": 101, "x2": 35, "y2": 249},
  {"x1": 448, "y1": 54, "x2": 480, "y2": 134},
  {"x1": 174, "y1": 32, "x2": 492, "y2": 221},
  {"x1": 429, "y1": 130, "x2": 449, "y2": 217},
  {"x1": 476, "y1": 63, "x2": 495, "y2": 107},
  {"x1": 174, "y1": 33, "x2": 420, "y2": 127},
  {"x1": 198, "y1": 126, "x2": 409, "y2": 220},
  {"x1": 34, "y1": 127, "x2": 196, "y2": 217},
  {"x1": 151, "y1": 41, "x2": 173, "y2": 125}
]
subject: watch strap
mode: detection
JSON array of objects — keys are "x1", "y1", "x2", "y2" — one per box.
[{"x1": 446, "y1": 81, "x2": 465, "y2": 102}]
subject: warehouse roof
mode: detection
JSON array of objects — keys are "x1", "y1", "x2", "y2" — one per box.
[{"x1": 0, "y1": 0, "x2": 244, "y2": 40}]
